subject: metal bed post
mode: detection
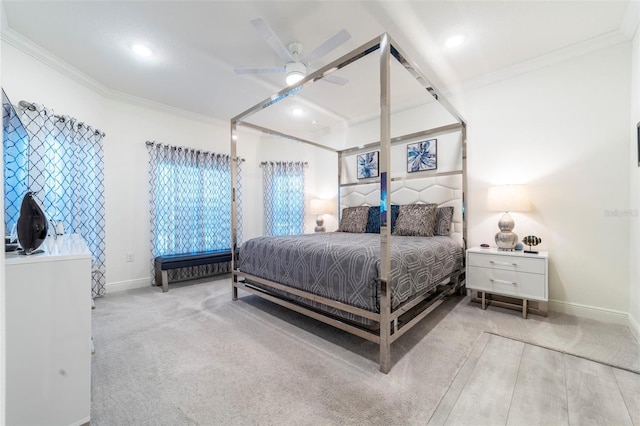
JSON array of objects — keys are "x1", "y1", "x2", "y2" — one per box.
[
  {"x1": 231, "y1": 121, "x2": 238, "y2": 301},
  {"x1": 379, "y1": 33, "x2": 392, "y2": 374},
  {"x1": 461, "y1": 124, "x2": 468, "y2": 247},
  {"x1": 230, "y1": 33, "x2": 467, "y2": 373},
  {"x1": 338, "y1": 149, "x2": 344, "y2": 217}
]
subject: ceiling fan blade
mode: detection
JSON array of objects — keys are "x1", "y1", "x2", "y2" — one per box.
[
  {"x1": 321, "y1": 74, "x2": 349, "y2": 85},
  {"x1": 250, "y1": 17, "x2": 294, "y2": 62},
  {"x1": 304, "y1": 29, "x2": 351, "y2": 63},
  {"x1": 234, "y1": 67, "x2": 285, "y2": 75}
]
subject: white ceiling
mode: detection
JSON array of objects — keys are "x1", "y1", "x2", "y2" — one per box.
[{"x1": 1, "y1": 0, "x2": 634, "y2": 136}]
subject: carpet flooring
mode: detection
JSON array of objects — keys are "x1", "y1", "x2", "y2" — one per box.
[{"x1": 91, "y1": 277, "x2": 640, "y2": 425}]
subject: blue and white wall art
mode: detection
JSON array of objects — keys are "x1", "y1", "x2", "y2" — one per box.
[
  {"x1": 407, "y1": 139, "x2": 437, "y2": 172},
  {"x1": 357, "y1": 151, "x2": 379, "y2": 179}
]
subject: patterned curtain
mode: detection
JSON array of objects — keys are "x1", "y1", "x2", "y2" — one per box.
[
  {"x1": 147, "y1": 142, "x2": 242, "y2": 284},
  {"x1": 19, "y1": 103, "x2": 106, "y2": 298},
  {"x1": 2, "y1": 95, "x2": 29, "y2": 230},
  {"x1": 262, "y1": 161, "x2": 306, "y2": 236}
]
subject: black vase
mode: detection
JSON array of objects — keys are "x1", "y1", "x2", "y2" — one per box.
[{"x1": 17, "y1": 192, "x2": 48, "y2": 255}]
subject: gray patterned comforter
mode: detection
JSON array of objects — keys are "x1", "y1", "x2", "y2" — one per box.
[{"x1": 238, "y1": 232, "x2": 463, "y2": 325}]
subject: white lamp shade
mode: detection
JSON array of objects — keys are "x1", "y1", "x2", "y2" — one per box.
[
  {"x1": 310, "y1": 198, "x2": 332, "y2": 215},
  {"x1": 487, "y1": 185, "x2": 530, "y2": 212}
]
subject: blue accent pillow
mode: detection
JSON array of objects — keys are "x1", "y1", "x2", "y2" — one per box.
[{"x1": 365, "y1": 205, "x2": 400, "y2": 233}]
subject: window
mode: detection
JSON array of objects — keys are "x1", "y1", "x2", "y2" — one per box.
[
  {"x1": 262, "y1": 161, "x2": 306, "y2": 236},
  {"x1": 2, "y1": 98, "x2": 29, "y2": 230},
  {"x1": 4, "y1": 98, "x2": 107, "y2": 297},
  {"x1": 148, "y1": 144, "x2": 240, "y2": 256}
]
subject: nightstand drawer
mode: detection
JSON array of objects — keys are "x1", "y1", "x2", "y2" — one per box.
[
  {"x1": 467, "y1": 266, "x2": 546, "y2": 300},
  {"x1": 467, "y1": 252, "x2": 545, "y2": 274}
]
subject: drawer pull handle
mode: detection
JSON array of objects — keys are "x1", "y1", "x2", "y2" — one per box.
[
  {"x1": 490, "y1": 278, "x2": 517, "y2": 285},
  {"x1": 490, "y1": 260, "x2": 517, "y2": 267}
]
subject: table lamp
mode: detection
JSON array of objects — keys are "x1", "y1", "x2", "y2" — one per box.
[
  {"x1": 310, "y1": 198, "x2": 332, "y2": 232},
  {"x1": 487, "y1": 184, "x2": 530, "y2": 251}
]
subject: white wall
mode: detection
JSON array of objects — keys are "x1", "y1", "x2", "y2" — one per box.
[
  {"x1": 252, "y1": 135, "x2": 339, "y2": 234},
  {"x1": 1, "y1": 41, "x2": 232, "y2": 291},
  {"x1": 324, "y1": 42, "x2": 632, "y2": 324},
  {"x1": 458, "y1": 42, "x2": 631, "y2": 322},
  {"x1": 1, "y1": 38, "x2": 333, "y2": 292},
  {"x1": 629, "y1": 9, "x2": 640, "y2": 340},
  {"x1": 2, "y1": 29, "x2": 636, "y2": 326},
  {"x1": 102, "y1": 99, "x2": 244, "y2": 290}
]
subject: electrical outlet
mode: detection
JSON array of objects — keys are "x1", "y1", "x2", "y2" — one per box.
[{"x1": 126, "y1": 252, "x2": 134, "y2": 262}]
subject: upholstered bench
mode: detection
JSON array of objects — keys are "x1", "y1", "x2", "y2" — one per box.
[{"x1": 154, "y1": 249, "x2": 232, "y2": 292}]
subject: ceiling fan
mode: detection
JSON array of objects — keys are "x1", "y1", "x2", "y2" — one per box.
[{"x1": 234, "y1": 17, "x2": 351, "y2": 86}]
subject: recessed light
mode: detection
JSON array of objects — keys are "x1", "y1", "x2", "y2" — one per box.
[
  {"x1": 132, "y1": 43, "x2": 153, "y2": 57},
  {"x1": 311, "y1": 120, "x2": 319, "y2": 125},
  {"x1": 292, "y1": 107, "x2": 304, "y2": 116},
  {"x1": 444, "y1": 35, "x2": 464, "y2": 49}
]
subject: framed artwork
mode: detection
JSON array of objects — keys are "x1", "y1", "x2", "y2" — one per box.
[
  {"x1": 407, "y1": 139, "x2": 437, "y2": 172},
  {"x1": 357, "y1": 151, "x2": 379, "y2": 179}
]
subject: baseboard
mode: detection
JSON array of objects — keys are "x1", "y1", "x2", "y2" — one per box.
[
  {"x1": 628, "y1": 312, "x2": 640, "y2": 344},
  {"x1": 106, "y1": 277, "x2": 152, "y2": 293},
  {"x1": 549, "y1": 299, "x2": 629, "y2": 326}
]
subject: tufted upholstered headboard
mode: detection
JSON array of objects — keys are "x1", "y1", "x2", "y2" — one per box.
[{"x1": 340, "y1": 174, "x2": 463, "y2": 238}]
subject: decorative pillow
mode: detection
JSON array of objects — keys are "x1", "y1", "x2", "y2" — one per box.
[
  {"x1": 390, "y1": 205, "x2": 401, "y2": 233},
  {"x1": 434, "y1": 206, "x2": 454, "y2": 236},
  {"x1": 392, "y1": 203, "x2": 438, "y2": 237},
  {"x1": 365, "y1": 206, "x2": 381, "y2": 233},
  {"x1": 365, "y1": 205, "x2": 401, "y2": 233},
  {"x1": 338, "y1": 206, "x2": 370, "y2": 233}
]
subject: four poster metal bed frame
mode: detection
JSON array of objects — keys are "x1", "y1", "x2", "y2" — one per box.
[{"x1": 230, "y1": 33, "x2": 467, "y2": 373}]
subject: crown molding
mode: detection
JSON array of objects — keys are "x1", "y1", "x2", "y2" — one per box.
[
  {"x1": 1, "y1": 19, "x2": 632, "y2": 133},
  {"x1": 1, "y1": 26, "x2": 110, "y2": 97},
  {"x1": 107, "y1": 88, "x2": 227, "y2": 127},
  {"x1": 0, "y1": 26, "x2": 227, "y2": 127},
  {"x1": 329, "y1": 28, "x2": 631, "y2": 136},
  {"x1": 448, "y1": 29, "x2": 630, "y2": 96}
]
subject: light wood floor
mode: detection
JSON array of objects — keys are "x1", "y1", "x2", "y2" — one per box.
[{"x1": 429, "y1": 333, "x2": 640, "y2": 426}]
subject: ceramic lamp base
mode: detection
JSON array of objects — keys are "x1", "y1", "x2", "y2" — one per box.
[
  {"x1": 495, "y1": 212, "x2": 517, "y2": 251},
  {"x1": 495, "y1": 231, "x2": 518, "y2": 251}
]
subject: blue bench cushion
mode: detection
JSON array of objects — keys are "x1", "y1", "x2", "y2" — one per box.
[{"x1": 155, "y1": 249, "x2": 232, "y2": 270}]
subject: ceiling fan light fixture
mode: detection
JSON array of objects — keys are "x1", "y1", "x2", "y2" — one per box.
[
  {"x1": 285, "y1": 61, "x2": 306, "y2": 85},
  {"x1": 286, "y1": 72, "x2": 305, "y2": 86}
]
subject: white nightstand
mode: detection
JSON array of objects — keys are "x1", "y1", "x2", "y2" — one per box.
[{"x1": 466, "y1": 247, "x2": 548, "y2": 319}]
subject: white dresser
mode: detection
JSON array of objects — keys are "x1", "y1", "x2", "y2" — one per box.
[
  {"x1": 5, "y1": 236, "x2": 92, "y2": 426},
  {"x1": 466, "y1": 247, "x2": 548, "y2": 318}
]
